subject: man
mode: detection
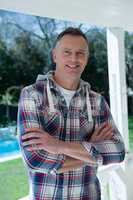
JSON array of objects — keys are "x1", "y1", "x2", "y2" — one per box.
[{"x1": 17, "y1": 27, "x2": 125, "y2": 200}]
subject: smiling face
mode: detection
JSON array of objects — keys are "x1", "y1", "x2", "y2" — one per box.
[{"x1": 52, "y1": 34, "x2": 89, "y2": 88}]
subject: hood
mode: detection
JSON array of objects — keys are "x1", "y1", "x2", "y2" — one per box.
[
  {"x1": 36, "y1": 71, "x2": 92, "y2": 122},
  {"x1": 36, "y1": 71, "x2": 91, "y2": 89},
  {"x1": 36, "y1": 71, "x2": 53, "y2": 82}
]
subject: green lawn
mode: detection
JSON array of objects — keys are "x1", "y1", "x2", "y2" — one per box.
[
  {"x1": 0, "y1": 116, "x2": 133, "y2": 200},
  {"x1": 0, "y1": 158, "x2": 28, "y2": 200}
]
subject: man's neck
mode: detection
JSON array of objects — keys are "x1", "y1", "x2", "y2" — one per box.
[{"x1": 53, "y1": 74, "x2": 79, "y2": 90}]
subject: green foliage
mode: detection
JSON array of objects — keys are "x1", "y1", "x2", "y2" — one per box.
[
  {"x1": 0, "y1": 39, "x2": 14, "y2": 94},
  {"x1": 129, "y1": 116, "x2": 133, "y2": 150},
  {"x1": 0, "y1": 31, "x2": 47, "y2": 125},
  {"x1": 0, "y1": 115, "x2": 9, "y2": 126},
  {"x1": 125, "y1": 31, "x2": 133, "y2": 90},
  {"x1": 82, "y1": 28, "x2": 109, "y2": 99},
  {"x1": 0, "y1": 33, "x2": 46, "y2": 95}
]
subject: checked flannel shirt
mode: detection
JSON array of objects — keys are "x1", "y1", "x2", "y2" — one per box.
[{"x1": 17, "y1": 71, "x2": 125, "y2": 200}]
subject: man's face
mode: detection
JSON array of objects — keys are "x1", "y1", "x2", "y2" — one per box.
[{"x1": 52, "y1": 34, "x2": 89, "y2": 81}]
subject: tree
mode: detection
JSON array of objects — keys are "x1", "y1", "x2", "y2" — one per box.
[
  {"x1": 0, "y1": 32, "x2": 46, "y2": 95},
  {"x1": 125, "y1": 32, "x2": 133, "y2": 91},
  {"x1": 125, "y1": 31, "x2": 133, "y2": 114},
  {"x1": 82, "y1": 28, "x2": 109, "y2": 101},
  {"x1": 0, "y1": 86, "x2": 21, "y2": 120}
]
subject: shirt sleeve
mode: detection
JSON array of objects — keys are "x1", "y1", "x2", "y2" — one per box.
[
  {"x1": 17, "y1": 87, "x2": 65, "y2": 175},
  {"x1": 82, "y1": 95, "x2": 125, "y2": 165}
]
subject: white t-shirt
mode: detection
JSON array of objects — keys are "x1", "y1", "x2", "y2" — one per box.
[{"x1": 56, "y1": 84, "x2": 76, "y2": 108}]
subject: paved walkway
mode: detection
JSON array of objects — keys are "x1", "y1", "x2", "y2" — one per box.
[
  {"x1": 19, "y1": 196, "x2": 29, "y2": 200},
  {"x1": 0, "y1": 153, "x2": 21, "y2": 163}
]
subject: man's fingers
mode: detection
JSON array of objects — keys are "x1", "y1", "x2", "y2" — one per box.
[
  {"x1": 100, "y1": 125, "x2": 113, "y2": 135},
  {"x1": 98, "y1": 126, "x2": 113, "y2": 137},
  {"x1": 96, "y1": 127, "x2": 113, "y2": 141},
  {"x1": 94, "y1": 122, "x2": 108, "y2": 135},
  {"x1": 23, "y1": 139, "x2": 42, "y2": 146},
  {"x1": 90, "y1": 123, "x2": 113, "y2": 142},
  {"x1": 25, "y1": 127, "x2": 43, "y2": 133},
  {"x1": 102, "y1": 130, "x2": 114, "y2": 140},
  {"x1": 26, "y1": 144, "x2": 44, "y2": 151},
  {"x1": 22, "y1": 132, "x2": 42, "y2": 140}
]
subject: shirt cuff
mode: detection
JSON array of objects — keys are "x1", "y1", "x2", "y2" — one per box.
[
  {"x1": 82, "y1": 141, "x2": 103, "y2": 166},
  {"x1": 50, "y1": 154, "x2": 66, "y2": 175}
]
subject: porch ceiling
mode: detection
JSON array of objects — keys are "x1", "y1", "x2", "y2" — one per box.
[{"x1": 0, "y1": 0, "x2": 133, "y2": 31}]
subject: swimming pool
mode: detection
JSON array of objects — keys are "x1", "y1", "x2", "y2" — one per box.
[{"x1": 0, "y1": 126, "x2": 20, "y2": 158}]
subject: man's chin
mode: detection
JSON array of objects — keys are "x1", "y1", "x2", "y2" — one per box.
[{"x1": 64, "y1": 71, "x2": 81, "y2": 81}]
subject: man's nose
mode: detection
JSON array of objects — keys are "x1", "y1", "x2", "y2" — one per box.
[{"x1": 71, "y1": 53, "x2": 78, "y2": 62}]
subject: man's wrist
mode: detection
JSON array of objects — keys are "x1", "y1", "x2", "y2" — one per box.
[
  {"x1": 58, "y1": 141, "x2": 75, "y2": 155},
  {"x1": 57, "y1": 140, "x2": 66, "y2": 154}
]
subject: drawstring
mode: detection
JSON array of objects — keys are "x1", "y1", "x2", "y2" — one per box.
[
  {"x1": 46, "y1": 78, "x2": 92, "y2": 123},
  {"x1": 46, "y1": 79, "x2": 55, "y2": 113},
  {"x1": 86, "y1": 87, "x2": 93, "y2": 122},
  {"x1": 46, "y1": 79, "x2": 62, "y2": 127}
]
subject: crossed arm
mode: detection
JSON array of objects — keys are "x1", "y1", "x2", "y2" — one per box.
[{"x1": 22, "y1": 123, "x2": 113, "y2": 173}]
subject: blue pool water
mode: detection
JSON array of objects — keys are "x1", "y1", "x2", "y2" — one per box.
[{"x1": 0, "y1": 126, "x2": 20, "y2": 158}]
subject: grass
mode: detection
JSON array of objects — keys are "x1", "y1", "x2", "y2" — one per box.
[
  {"x1": 0, "y1": 116, "x2": 133, "y2": 200},
  {"x1": 0, "y1": 158, "x2": 29, "y2": 200}
]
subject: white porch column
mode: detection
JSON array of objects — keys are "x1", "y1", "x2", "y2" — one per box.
[{"x1": 107, "y1": 28, "x2": 129, "y2": 151}]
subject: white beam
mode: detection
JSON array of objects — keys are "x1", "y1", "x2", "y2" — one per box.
[{"x1": 107, "y1": 28, "x2": 129, "y2": 151}]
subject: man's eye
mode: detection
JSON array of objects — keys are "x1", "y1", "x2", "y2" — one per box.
[
  {"x1": 77, "y1": 52, "x2": 84, "y2": 56},
  {"x1": 64, "y1": 51, "x2": 71, "y2": 55}
]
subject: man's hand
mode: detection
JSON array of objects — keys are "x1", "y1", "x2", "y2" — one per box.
[
  {"x1": 22, "y1": 128, "x2": 63, "y2": 154},
  {"x1": 57, "y1": 156, "x2": 84, "y2": 173},
  {"x1": 89, "y1": 123, "x2": 113, "y2": 143}
]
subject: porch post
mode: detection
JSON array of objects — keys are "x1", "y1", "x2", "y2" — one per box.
[{"x1": 106, "y1": 27, "x2": 129, "y2": 151}]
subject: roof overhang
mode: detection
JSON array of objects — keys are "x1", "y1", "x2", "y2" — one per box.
[{"x1": 0, "y1": 0, "x2": 133, "y2": 32}]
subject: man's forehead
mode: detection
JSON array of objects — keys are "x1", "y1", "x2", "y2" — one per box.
[
  {"x1": 62, "y1": 47, "x2": 88, "y2": 52},
  {"x1": 56, "y1": 35, "x2": 89, "y2": 50}
]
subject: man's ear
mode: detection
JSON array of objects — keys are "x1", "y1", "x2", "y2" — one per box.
[{"x1": 52, "y1": 48, "x2": 56, "y2": 63}]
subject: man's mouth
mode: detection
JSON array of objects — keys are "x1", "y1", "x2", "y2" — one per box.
[{"x1": 65, "y1": 64, "x2": 80, "y2": 69}]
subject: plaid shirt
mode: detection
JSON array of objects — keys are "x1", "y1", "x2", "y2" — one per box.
[{"x1": 17, "y1": 71, "x2": 125, "y2": 200}]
